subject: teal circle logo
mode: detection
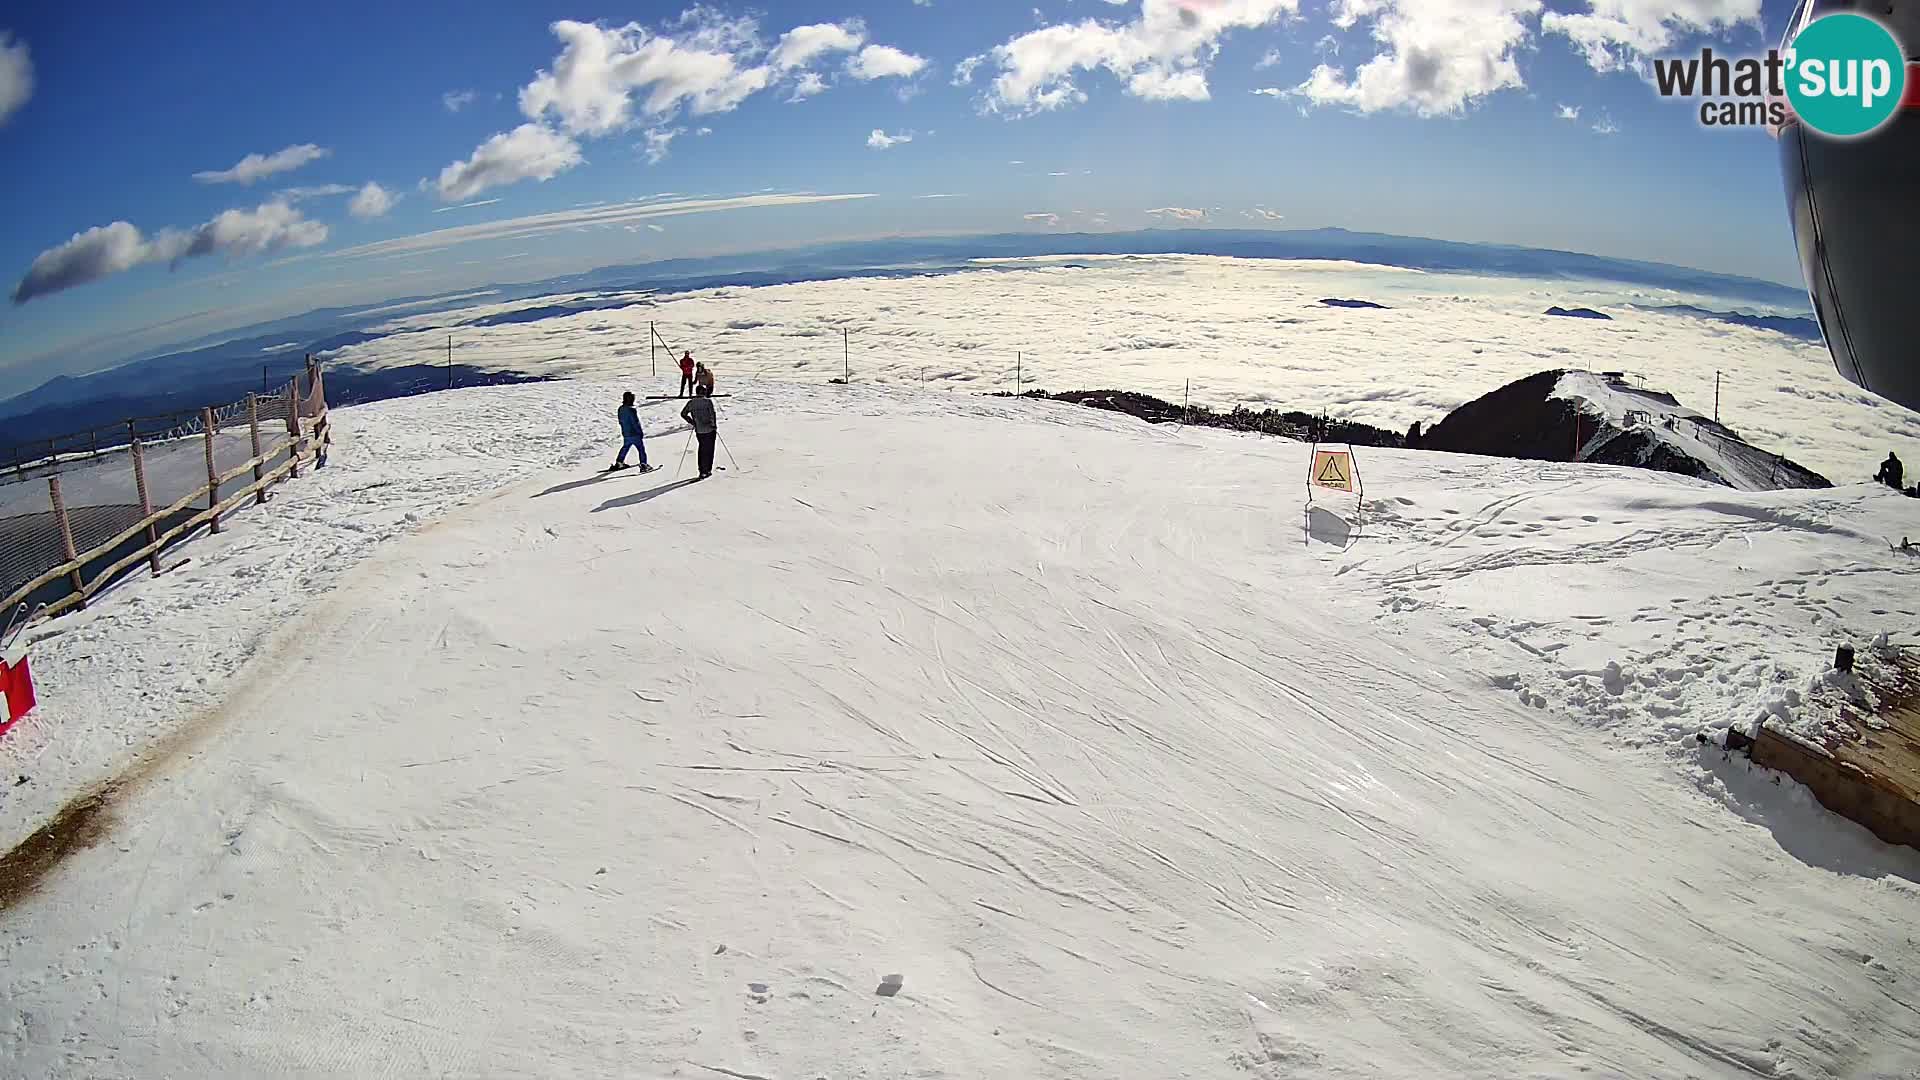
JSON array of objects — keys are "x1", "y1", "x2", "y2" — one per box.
[{"x1": 1786, "y1": 13, "x2": 1907, "y2": 138}]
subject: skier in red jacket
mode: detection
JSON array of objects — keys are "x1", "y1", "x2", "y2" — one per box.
[{"x1": 678, "y1": 352, "x2": 695, "y2": 398}]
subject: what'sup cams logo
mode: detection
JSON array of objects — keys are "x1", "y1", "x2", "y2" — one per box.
[{"x1": 1652, "y1": 12, "x2": 1910, "y2": 138}]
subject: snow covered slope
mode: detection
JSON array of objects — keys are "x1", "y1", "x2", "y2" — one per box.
[
  {"x1": 3, "y1": 381, "x2": 1918, "y2": 1077},
  {"x1": 1557, "y1": 370, "x2": 1829, "y2": 491}
]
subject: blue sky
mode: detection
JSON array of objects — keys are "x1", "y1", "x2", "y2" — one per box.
[{"x1": 0, "y1": 0, "x2": 1800, "y2": 391}]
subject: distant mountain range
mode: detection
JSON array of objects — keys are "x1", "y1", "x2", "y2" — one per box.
[
  {"x1": 1643, "y1": 303, "x2": 1824, "y2": 343},
  {"x1": 0, "y1": 228, "x2": 1817, "y2": 445}
]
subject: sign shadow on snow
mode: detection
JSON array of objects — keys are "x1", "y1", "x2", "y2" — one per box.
[
  {"x1": 1304, "y1": 505, "x2": 1357, "y2": 549},
  {"x1": 593, "y1": 478, "x2": 701, "y2": 513}
]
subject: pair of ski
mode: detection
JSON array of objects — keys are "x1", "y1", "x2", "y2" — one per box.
[{"x1": 604, "y1": 463, "x2": 725, "y2": 475}]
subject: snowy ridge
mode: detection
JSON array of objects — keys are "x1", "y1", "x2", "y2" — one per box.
[
  {"x1": 2, "y1": 380, "x2": 1918, "y2": 1077},
  {"x1": 1554, "y1": 369, "x2": 1826, "y2": 491}
]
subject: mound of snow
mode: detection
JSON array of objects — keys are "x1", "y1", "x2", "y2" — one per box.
[
  {"x1": 1420, "y1": 369, "x2": 1829, "y2": 491},
  {"x1": 1555, "y1": 370, "x2": 1830, "y2": 490}
]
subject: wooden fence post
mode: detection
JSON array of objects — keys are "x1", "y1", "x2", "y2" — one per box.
[
  {"x1": 131, "y1": 439, "x2": 161, "y2": 576},
  {"x1": 48, "y1": 475, "x2": 84, "y2": 605},
  {"x1": 248, "y1": 393, "x2": 265, "y2": 504},
  {"x1": 202, "y1": 407, "x2": 221, "y2": 535},
  {"x1": 286, "y1": 377, "x2": 303, "y2": 479}
]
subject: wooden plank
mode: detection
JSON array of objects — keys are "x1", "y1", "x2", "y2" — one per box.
[
  {"x1": 132, "y1": 439, "x2": 160, "y2": 576},
  {"x1": 1753, "y1": 713, "x2": 1920, "y2": 851},
  {"x1": 249, "y1": 394, "x2": 265, "y2": 505},
  {"x1": 203, "y1": 407, "x2": 221, "y2": 535},
  {"x1": 48, "y1": 476, "x2": 84, "y2": 603}
]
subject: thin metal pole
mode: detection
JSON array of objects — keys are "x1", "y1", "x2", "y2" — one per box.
[
  {"x1": 447, "y1": 334, "x2": 454, "y2": 389},
  {"x1": 1183, "y1": 379, "x2": 1190, "y2": 426},
  {"x1": 1714, "y1": 370, "x2": 1721, "y2": 423},
  {"x1": 718, "y1": 432, "x2": 739, "y2": 469},
  {"x1": 651, "y1": 321, "x2": 657, "y2": 378},
  {"x1": 843, "y1": 328, "x2": 850, "y2": 383},
  {"x1": 1015, "y1": 352, "x2": 1022, "y2": 396}
]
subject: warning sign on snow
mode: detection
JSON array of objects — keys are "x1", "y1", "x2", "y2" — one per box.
[{"x1": 1310, "y1": 450, "x2": 1355, "y2": 493}]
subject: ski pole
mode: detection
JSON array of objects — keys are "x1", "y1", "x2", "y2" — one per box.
[
  {"x1": 718, "y1": 431, "x2": 739, "y2": 469},
  {"x1": 675, "y1": 430, "x2": 694, "y2": 477}
]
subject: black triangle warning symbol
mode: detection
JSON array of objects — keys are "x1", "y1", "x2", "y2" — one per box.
[{"x1": 1316, "y1": 456, "x2": 1349, "y2": 485}]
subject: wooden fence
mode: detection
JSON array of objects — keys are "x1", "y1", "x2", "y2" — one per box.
[{"x1": 1, "y1": 366, "x2": 327, "y2": 623}]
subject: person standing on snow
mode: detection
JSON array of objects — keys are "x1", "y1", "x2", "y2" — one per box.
[
  {"x1": 681, "y1": 384, "x2": 719, "y2": 479},
  {"x1": 1875, "y1": 451, "x2": 1903, "y2": 490},
  {"x1": 678, "y1": 352, "x2": 696, "y2": 398},
  {"x1": 694, "y1": 361, "x2": 715, "y2": 396},
  {"x1": 611, "y1": 391, "x2": 653, "y2": 472}
]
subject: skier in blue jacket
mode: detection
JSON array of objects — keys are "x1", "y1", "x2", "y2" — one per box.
[{"x1": 611, "y1": 391, "x2": 653, "y2": 472}]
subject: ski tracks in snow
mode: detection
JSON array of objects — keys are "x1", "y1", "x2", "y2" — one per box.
[{"x1": 4, "y1": 386, "x2": 1918, "y2": 1077}]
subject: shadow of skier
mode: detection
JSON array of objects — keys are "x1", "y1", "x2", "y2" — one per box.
[{"x1": 592, "y1": 478, "x2": 701, "y2": 513}]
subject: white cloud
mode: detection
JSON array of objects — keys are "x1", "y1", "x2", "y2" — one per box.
[
  {"x1": 443, "y1": 89, "x2": 478, "y2": 112},
  {"x1": 193, "y1": 143, "x2": 331, "y2": 185},
  {"x1": 1593, "y1": 111, "x2": 1620, "y2": 134},
  {"x1": 174, "y1": 201, "x2": 328, "y2": 259},
  {"x1": 1556, "y1": 103, "x2": 1582, "y2": 120},
  {"x1": 643, "y1": 125, "x2": 682, "y2": 164},
  {"x1": 11, "y1": 223, "x2": 154, "y2": 303},
  {"x1": 1256, "y1": 48, "x2": 1283, "y2": 69},
  {"x1": 434, "y1": 123, "x2": 584, "y2": 201},
  {"x1": 1252, "y1": 86, "x2": 1286, "y2": 96},
  {"x1": 847, "y1": 44, "x2": 929, "y2": 80},
  {"x1": 1146, "y1": 206, "x2": 1209, "y2": 222},
  {"x1": 349, "y1": 182, "x2": 398, "y2": 219},
  {"x1": 518, "y1": 15, "x2": 771, "y2": 138},
  {"x1": 278, "y1": 183, "x2": 356, "y2": 202},
  {"x1": 867, "y1": 128, "x2": 913, "y2": 149},
  {"x1": 1291, "y1": 0, "x2": 1541, "y2": 116},
  {"x1": 771, "y1": 21, "x2": 865, "y2": 70},
  {"x1": 12, "y1": 201, "x2": 329, "y2": 303},
  {"x1": 788, "y1": 71, "x2": 829, "y2": 101},
  {"x1": 1024, "y1": 212, "x2": 1062, "y2": 226},
  {"x1": 1543, "y1": 0, "x2": 1762, "y2": 74},
  {"x1": 953, "y1": 55, "x2": 986, "y2": 85},
  {"x1": 1131, "y1": 67, "x2": 1213, "y2": 101},
  {"x1": 0, "y1": 32, "x2": 32, "y2": 125},
  {"x1": 647, "y1": 223, "x2": 666, "y2": 232},
  {"x1": 696, "y1": 126, "x2": 713, "y2": 135},
  {"x1": 978, "y1": 0, "x2": 1300, "y2": 115},
  {"x1": 446, "y1": 12, "x2": 927, "y2": 200},
  {"x1": 917, "y1": 193, "x2": 965, "y2": 199},
  {"x1": 324, "y1": 193, "x2": 872, "y2": 261},
  {"x1": 1245, "y1": 207, "x2": 1285, "y2": 220},
  {"x1": 433, "y1": 198, "x2": 504, "y2": 214}
]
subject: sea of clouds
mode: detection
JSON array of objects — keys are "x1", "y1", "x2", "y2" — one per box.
[{"x1": 323, "y1": 255, "x2": 1919, "y2": 485}]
